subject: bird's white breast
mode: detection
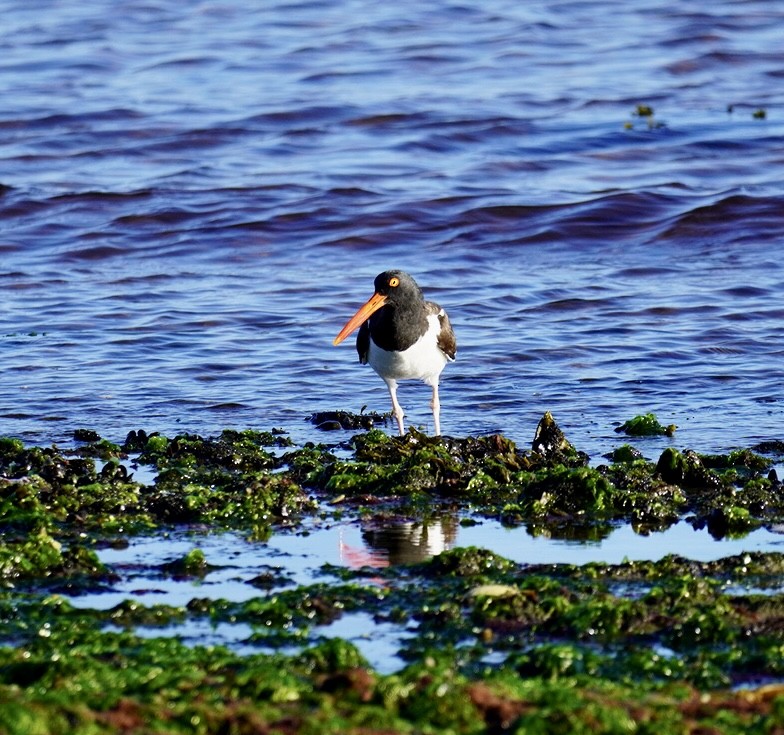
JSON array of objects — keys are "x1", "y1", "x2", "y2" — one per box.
[{"x1": 368, "y1": 313, "x2": 449, "y2": 385}]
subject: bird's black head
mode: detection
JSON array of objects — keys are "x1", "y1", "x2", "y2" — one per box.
[
  {"x1": 373, "y1": 270, "x2": 422, "y2": 303},
  {"x1": 333, "y1": 270, "x2": 425, "y2": 347}
]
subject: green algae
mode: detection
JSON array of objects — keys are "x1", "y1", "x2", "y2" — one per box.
[
  {"x1": 160, "y1": 548, "x2": 212, "y2": 578},
  {"x1": 2, "y1": 418, "x2": 784, "y2": 731},
  {"x1": 3, "y1": 411, "x2": 784, "y2": 565},
  {"x1": 0, "y1": 443, "x2": 149, "y2": 534},
  {"x1": 2, "y1": 546, "x2": 784, "y2": 733},
  {"x1": 0, "y1": 528, "x2": 113, "y2": 586},
  {"x1": 605, "y1": 443, "x2": 644, "y2": 463},
  {"x1": 615, "y1": 412, "x2": 676, "y2": 437},
  {"x1": 141, "y1": 429, "x2": 313, "y2": 530},
  {"x1": 0, "y1": 429, "x2": 317, "y2": 538},
  {"x1": 283, "y1": 413, "x2": 784, "y2": 536},
  {"x1": 635, "y1": 104, "x2": 655, "y2": 117},
  {"x1": 301, "y1": 417, "x2": 626, "y2": 526}
]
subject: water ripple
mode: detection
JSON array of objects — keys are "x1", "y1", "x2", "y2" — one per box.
[{"x1": 0, "y1": 0, "x2": 783, "y2": 460}]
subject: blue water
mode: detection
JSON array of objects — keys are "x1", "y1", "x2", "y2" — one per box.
[
  {"x1": 2, "y1": 0, "x2": 784, "y2": 456},
  {"x1": 3, "y1": 0, "x2": 784, "y2": 662},
  {"x1": 68, "y1": 519, "x2": 784, "y2": 671}
]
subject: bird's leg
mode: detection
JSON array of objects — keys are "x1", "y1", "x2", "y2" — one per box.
[
  {"x1": 430, "y1": 382, "x2": 441, "y2": 436},
  {"x1": 386, "y1": 379, "x2": 405, "y2": 435}
]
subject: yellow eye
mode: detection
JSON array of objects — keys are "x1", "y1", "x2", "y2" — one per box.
[{"x1": 389, "y1": 276, "x2": 400, "y2": 287}]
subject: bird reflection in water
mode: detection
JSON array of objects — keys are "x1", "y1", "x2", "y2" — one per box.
[{"x1": 339, "y1": 514, "x2": 460, "y2": 568}]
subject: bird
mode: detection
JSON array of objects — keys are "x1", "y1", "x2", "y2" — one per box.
[{"x1": 332, "y1": 270, "x2": 457, "y2": 436}]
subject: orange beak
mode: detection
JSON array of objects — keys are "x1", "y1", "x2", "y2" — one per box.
[{"x1": 333, "y1": 292, "x2": 388, "y2": 345}]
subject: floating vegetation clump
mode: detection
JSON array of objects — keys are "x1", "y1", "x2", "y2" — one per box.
[
  {"x1": 625, "y1": 104, "x2": 666, "y2": 130},
  {"x1": 615, "y1": 412, "x2": 676, "y2": 436}
]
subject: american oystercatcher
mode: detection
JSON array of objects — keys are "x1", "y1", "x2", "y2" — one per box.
[{"x1": 333, "y1": 270, "x2": 457, "y2": 436}]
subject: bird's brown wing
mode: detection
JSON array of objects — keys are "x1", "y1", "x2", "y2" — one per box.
[{"x1": 427, "y1": 301, "x2": 457, "y2": 361}]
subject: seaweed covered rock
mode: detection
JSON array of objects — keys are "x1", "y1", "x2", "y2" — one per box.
[
  {"x1": 138, "y1": 429, "x2": 286, "y2": 472},
  {"x1": 304, "y1": 428, "x2": 529, "y2": 502},
  {"x1": 309, "y1": 410, "x2": 386, "y2": 431},
  {"x1": 282, "y1": 413, "x2": 784, "y2": 532},
  {"x1": 615, "y1": 412, "x2": 676, "y2": 437},
  {"x1": 0, "y1": 442, "x2": 145, "y2": 532},
  {"x1": 3, "y1": 415, "x2": 784, "y2": 548},
  {"x1": 652, "y1": 447, "x2": 784, "y2": 537},
  {"x1": 0, "y1": 527, "x2": 115, "y2": 586},
  {"x1": 0, "y1": 429, "x2": 314, "y2": 534},
  {"x1": 302, "y1": 415, "x2": 591, "y2": 506},
  {"x1": 141, "y1": 430, "x2": 315, "y2": 526},
  {"x1": 421, "y1": 547, "x2": 516, "y2": 579},
  {"x1": 656, "y1": 448, "x2": 721, "y2": 489},
  {"x1": 517, "y1": 465, "x2": 618, "y2": 517},
  {"x1": 530, "y1": 411, "x2": 588, "y2": 467}
]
